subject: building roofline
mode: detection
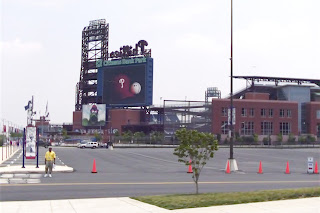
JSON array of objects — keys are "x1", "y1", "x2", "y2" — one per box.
[{"x1": 233, "y1": 76, "x2": 320, "y2": 87}]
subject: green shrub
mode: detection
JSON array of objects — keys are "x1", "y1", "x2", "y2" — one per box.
[
  {"x1": 277, "y1": 133, "x2": 283, "y2": 142},
  {"x1": 216, "y1": 134, "x2": 221, "y2": 142},
  {"x1": 298, "y1": 135, "x2": 306, "y2": 143},
  {"x1": 0, "y1": 135, "x2": 6, "y2": 146},
  {"x1": 241, "y1": 136, "x2": 254, "y2": 144},
  {"x1": 287, "y1": 133, "x2": 296, "y2": 144},
  {"x1": 236, "y1": 136, "x2": 243, "y2": 143},
  {"x1": 224, "y1": 137, "x2": 229, "y2": 144},
  {"x1": 306, "y1": 135, "x2": 316, "y2": 143},
  {"x1": 262, "y1": 137, "x2": 271, "y2": 145},
  {"x1": 235, "y1": 132, "x2": 240, "y2": 140}
]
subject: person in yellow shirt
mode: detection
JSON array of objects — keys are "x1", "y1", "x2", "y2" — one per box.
[{"x1": 44, "y1": 146, "x2": 56, "y2": 178}]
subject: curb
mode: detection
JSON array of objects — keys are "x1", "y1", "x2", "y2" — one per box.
[{"x1": 0, "y1": 165, "x2": 74, "y2": 174}]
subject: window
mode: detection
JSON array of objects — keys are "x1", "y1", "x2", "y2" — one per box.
[
  {"x1": 280, "y1": 109, "x2": 285, "y2": 117},
  {"x1": 261, "y1": 109, "x2": 266, "y2": 117},
  {"x1": 317, "y1": 110, "x2": 320, "y2": 119},
  {"x1": 280, "y1": 122, "x2": 291, "y2": 135},
  {"x1": 261, "y1": 121, "x2": 273, "y2": 135},
  {"x1": 221, "y1": 121, "x2": 228, "y2": 134},
  {"x1": 241, "y1": 108, "x2": 247, "y2": 117},
  {"x1": 287, "y1": 109, "x2": 292, "y2": 118},
  {"x1": 241, "y1": 122, "x2": 254, "y2": 135},
  {"x1": 249, "y1": 108, "x2": 254, "y2": 117},
  {"x1": 222, "y1": 107, "x2": 228, "y2": 117},
  {"x1": 269, "y1": 109, "x2": 273, "y2": 118}
]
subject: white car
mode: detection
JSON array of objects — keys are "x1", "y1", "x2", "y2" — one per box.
[{"x1": 78, "y1": 141, "x2": 98, "y2": 149}]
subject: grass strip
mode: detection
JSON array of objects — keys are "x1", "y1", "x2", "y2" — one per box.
[{"x1": 132, "y1": 187, "x2": 320, "y2": 210}]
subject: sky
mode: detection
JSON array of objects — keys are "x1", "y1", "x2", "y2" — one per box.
[{"x1": 1, "y1": 0, "x2": 319, "y2": 128}]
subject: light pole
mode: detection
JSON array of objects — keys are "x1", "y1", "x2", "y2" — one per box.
[{"x1": 228, "y1": 0, "x2": 238, "y2": 171}]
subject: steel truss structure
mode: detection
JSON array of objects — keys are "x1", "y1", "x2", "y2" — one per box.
[
  {"x1": 75, "y1": 19, "x2": 109, "y2": 111},
  {"x1": 163, "y1": 100, "x2": 212, "y2": 141},
  {"x1": 234, "y1": 76, "x2": 320, "y2": 87}
]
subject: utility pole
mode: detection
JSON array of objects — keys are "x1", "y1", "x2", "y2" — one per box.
[{"x1": 228, "y1": 0, "x2": 238, "y2": 172}]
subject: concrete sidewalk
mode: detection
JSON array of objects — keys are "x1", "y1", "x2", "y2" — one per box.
[
  {"x1": 0, "y1": 197, "x2": 319, "y2": 213},
  {"x1": 0, "y1": 164, "x2": 73, "y2": 174},
  {"x1": 0, "y1": 146, "x2": 73, "y2": 174}
]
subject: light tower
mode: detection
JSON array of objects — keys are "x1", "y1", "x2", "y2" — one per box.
[{"x1": 75, "y1": 19, "x2": 109, "y2": 111}]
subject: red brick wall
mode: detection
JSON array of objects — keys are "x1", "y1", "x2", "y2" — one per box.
[
  {"x1": 245, "y1": 92, "x2": 270, "y2": 100},
  {"x1": 212, "y1": 99, "x2": 298, "y2": 136},
  {"x1": 305, "y1": 102, "x2": 320, "y2": 135},
  {"x1": 72, "y1": 111, "x2": 82, "y2": 130},
  {"x1": 108, "y1": 109, "x2": 141, "y2": 134}
]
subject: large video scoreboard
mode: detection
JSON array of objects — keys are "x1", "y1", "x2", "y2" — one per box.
[{"x1": 97, "y1": 57, "x2": 153, "y2": 107}]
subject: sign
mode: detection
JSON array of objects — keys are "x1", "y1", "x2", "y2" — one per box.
[
  {"x1": 228, "y1": 107, "x2": 236, "y2": 125},
  {"x1": 307, "y1": 157, "x2": 314, "y2": 174},
  {"x1": 25, "y1": 127, "x2": 37, "y2": 159},
  {"x1": 96, "y1": 57, "x2": 147, "y2": 68},
  {"x1": 82, "y1": 104, "x2": 106, "y2": 127},
  {"x1": 109, "y1": 40, "x2": 150, "y2": 59}
]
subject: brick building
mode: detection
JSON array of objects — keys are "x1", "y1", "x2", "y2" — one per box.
[
  {"x1": 212, "y1": 95, "x2": 299, "y2": 141},
  {"x1": 212, "y1": 78, "x2": 320, "y2": 141}
]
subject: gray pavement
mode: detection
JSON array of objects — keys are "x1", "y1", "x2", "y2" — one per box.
[
  {"x1": 1, "y1": 197, "x2": 319, "y2": 213},
  {"x1": 1, "y1": 146, "x2": 319, "y2": 212}
]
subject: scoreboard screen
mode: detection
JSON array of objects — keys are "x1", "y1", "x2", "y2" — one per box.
[{"x1": 97, "y1": 57, "x2": 153, "y2": 106}]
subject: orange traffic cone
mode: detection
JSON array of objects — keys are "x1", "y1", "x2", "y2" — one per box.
[
  {"x1": 285, "y1": 161, "x2": 290, "y2": 174},
  {"x1": 226, "y1": 160, "x2": 230, "y2": 174},
  {"x1": 187, "y1": 160, "x2": 193, "y2": 173},
  {"x1": 314, "y1": 161, "x2": 319, "y2": 174},
  {"x1": 92, "y1": 158, "x2": 97, "y2": 173},
  {"x1": 258, "y1": 161, "x2": 263, "y2": 174}
]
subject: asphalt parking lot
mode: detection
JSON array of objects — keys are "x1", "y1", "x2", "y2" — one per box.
[{"x1": 1, "y1": 147, "x2": 319, "y2": 201}]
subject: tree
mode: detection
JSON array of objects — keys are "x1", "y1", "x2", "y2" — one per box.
[
  {"x1": 94, "y1": 132, "x2": 102, "y2": 142},
  {"x1": 0, "y1": 135, "x2": 6, "y2": 146},
  {"x1": 150, "y1": 131, "x2": 164, "y2": 144},
  {"x1": 61, "y1": 129, "x2": 70, "y2": 140},
  {"x1": 277, "y1": 133, "x2": 283, "y2": 145},
  {"x1": 133, "y1": 131, "x2": 145, "y2": 143},
  {"x1": 287, "y1": 133, "x2": 296, "y2": 144},
  {"x1": 253, "y1": 134, "x2": 259, "y2": 144},
  {"x1": 173, "y1": 128, "x2": 218, "y2": 194},
  {"x1": 122, "y1": 131, "x2": 133, "y2": 142},
  {"x1": 10, "y1": 132, "x2": 23, "y2": 138}
]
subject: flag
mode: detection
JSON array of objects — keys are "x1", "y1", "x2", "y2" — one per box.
[
  {"x1": 3, "y1": 125, "x2": 6, "y2": 133},
  {"x1": 24, "y1": 100, "x2": 31, "y2": 111},
  {"x1": 45, "y1": 101, "x2": 49, "y2": 117}
]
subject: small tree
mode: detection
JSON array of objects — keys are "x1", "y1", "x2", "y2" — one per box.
[
  {"x1": 62, "y1": 129, "x2": 70, "y2": 140},
  {"x1": 298, "y1": 135, "x2": 306, "y2": 143},
  {"x1": 133, "y1": 131, "x2": 145, "y2": 143},
  {"x1": 122, "y1": 131, "x2": 133, "y2": 143},
  {"x1": 277, "y1": 133, "x2": 283, "y2": 145},
  {"x1": 173, "y1": 128, "x2": 218, "y2": 194},
  {"x1": 113, "y1": 130, "x2": 120, "y2": 142},
  {"x1": 150, "y1": 131, "x2": 163, "y2": 144},
  {"x1": 94, "y1": 132, "x2": 102, "y2": 142},
  {"x1": 10, "y1": 132, "x2": 23, "y2": 138},
  {"x1": 0, "y1": 135, "x2": 6, "y2": 146},
  {"x1": 253, "y1": 134, "x2": 259, "y2": 144},
  {"x1": 216, "y1": 134, "x2": 221, "y2": 143},
  {"x1": 287, "y1": 133, "x2": 296, "y2": 144}
]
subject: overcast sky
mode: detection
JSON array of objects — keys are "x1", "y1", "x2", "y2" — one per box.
[{"x1": 1, "y1": 0, "x2": 319, "y2": 127}]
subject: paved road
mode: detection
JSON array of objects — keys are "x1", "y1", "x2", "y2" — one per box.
[{"x1": 0, "y1": 147, "x2": 319, "y2": 201}]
